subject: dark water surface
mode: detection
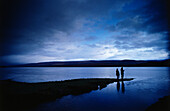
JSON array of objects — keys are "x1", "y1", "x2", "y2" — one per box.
[{"x1": 0, "y1": 67, "x2": 169, "y2": 111}]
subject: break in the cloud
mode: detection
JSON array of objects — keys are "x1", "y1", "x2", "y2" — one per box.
[{"x1": 0, "y1": 0, "x2": 169, "y2": 65}]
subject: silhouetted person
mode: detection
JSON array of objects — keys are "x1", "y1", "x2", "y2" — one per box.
[
  {"x1": 117, "y1": 81, "x2": 120, "y2": 92},
  {"x1": 121, "y1": 67, "x2": 124, "y2": 79},
  {"x1": 121, "y1": 81, "x2": 125, "y2": 93},
  {"x1": 116, "y1": 68, "x2": 120, "y2": 79}
]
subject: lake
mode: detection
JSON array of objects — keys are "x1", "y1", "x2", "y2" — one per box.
[{"x1": 0, "y1": 67, "x2": 169, "y2": 111}]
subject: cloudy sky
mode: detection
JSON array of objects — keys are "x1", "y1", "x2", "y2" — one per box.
[{"x1": 0, "y1": 0, "x2": 169, "y2": 65}]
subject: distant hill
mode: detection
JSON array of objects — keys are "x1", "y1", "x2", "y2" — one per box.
[{"x1": 8, "y1": 59, "x2": 169, "y2": 67}]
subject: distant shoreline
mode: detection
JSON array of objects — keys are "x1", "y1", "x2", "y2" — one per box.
[{"x1": 1, "y1": 59, "x2": 169, "y2": 67}]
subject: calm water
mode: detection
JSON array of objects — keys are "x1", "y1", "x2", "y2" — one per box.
[{"x1": 0, "y1": 67, "x2": 169, "y2": 111}]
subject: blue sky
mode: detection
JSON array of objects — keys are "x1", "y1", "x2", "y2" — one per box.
[{"x1": 0, "y1": 0, "x2": 169, "y2": 65}]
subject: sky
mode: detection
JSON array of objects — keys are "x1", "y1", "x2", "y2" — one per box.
[{"x1": 0, "y1": 0, "x2": 169, "y2": 65}]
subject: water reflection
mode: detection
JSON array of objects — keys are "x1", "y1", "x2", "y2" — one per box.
[
  {"x1": 117, "y1": 81, "x2": 120, "y2": 92},
  {"x1": 117, "y1": 81, "x2": 125, "y2": 93},
  {"x1": 122, "y1": 81, "x2": 125, "y2": 93}
]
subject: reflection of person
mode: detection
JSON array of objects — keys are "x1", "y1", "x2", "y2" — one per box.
[
  {"x1": 121, "y1": 67, "x2": 124, "y2": 79},
  {"x1": 117, "y1": 81, "x2": 120, "y2": 92},
  {"x1": 121, "y1": 81, "x2": 125, "y2": 93},
  {"x1": 116, "y1": 68, "x2": 120, "y2": 79}
]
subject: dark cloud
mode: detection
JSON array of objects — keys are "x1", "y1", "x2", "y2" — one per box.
[
  {"x1": 84, "y1": 36, "x2": 97, "y2": 41},
  {"x1": 87, "y1": 44, "x2": 100, "y2": 48},
  {"x1": 0, "y1": 0, "x2": 130, "y2": 56},
  {"x1": 108, "y1": 0, "x2": 169, "y2": 34}
]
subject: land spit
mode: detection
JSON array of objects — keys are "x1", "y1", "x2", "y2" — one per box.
[{"x1": 0, "y1": 78, "x2": 133, "y2": 111}]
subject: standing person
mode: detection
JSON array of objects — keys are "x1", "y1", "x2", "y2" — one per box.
[
  {"x1": 116, "y1": 68, "x2": 120, "y2": 79},
  {"x1": 121, "y1": 67, "x2": 124, "y2": 79}
]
